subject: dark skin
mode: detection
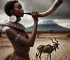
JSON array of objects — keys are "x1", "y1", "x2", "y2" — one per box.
[{"x1": 6, "y1": 2, "x2": 38, "y2": 59}]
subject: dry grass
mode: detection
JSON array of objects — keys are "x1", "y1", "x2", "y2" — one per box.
[{"x1": 0, "y1": 33, "x2": 70, "y2": 60}]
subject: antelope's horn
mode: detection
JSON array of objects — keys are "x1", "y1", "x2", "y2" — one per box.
[
  {"x1": 24, "y1": 0, "x2": 63, "y2": 17},
  {"x1": 54, "y1": 37, "x2": 58, "y2": 43},
  {"x1": 49, "y1": 37, "x2": 55, "y2": 43}
]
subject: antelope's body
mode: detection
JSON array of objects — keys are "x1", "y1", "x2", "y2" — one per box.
[{"x1": 36, "y1": 38, "x2": 59, "y2": 60}]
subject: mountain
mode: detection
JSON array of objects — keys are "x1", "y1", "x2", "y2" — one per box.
[{"x1": 26, "y1": 20, "x2": 70, "y2": 32}]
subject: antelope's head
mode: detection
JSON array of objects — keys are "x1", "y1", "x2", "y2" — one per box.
[{"x1": 49, "y1": 37, "x2": 60, "y2": 49}]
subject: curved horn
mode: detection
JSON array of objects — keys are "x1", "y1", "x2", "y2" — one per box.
[
  {"x1": 54, "y1": 37, "x2": 58, "y2": 43},
  {"x1": 49, "y1": 37, "x2": 55, "y2": 43},
  {"x1": 24, "y1": 0, "x2": 63, "y2": 17}
]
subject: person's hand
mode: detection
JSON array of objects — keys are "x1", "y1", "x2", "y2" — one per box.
[{"x1": 31, "y1": 11, "x2": 39, "y2": 23}]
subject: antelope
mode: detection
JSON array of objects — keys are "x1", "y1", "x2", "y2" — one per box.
[{"x1": 36, "y1": 37, "x2": 60, "y2": 60}]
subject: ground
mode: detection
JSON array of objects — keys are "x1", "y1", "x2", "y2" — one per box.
[{"x1": 0, "y1": 33, "x2": 70, "y2": 60}]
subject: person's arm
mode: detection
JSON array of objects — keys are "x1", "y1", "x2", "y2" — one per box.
[
  {"x1": 6, "y1": 12, "x2": 38, "y2": 47},
  {"x1": 23, "y1": 31, "x2": 29, "y2": 39}
]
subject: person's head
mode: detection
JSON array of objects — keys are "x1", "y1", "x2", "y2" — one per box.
[{"x1": 4, "y1": 1, "x2": 24, "y2": 17}]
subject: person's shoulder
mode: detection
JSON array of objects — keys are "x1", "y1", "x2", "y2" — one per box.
[
  {"x1": 5, "y1": 26, "x2": 10, "y2": 31},
  {"x1": 5, "y1": 27, "x2": 11, "y2": 37},
  {"x1": 5, "y1": 27, "x2": 16, "y2": 40},
  {"x1": 5, "y1": 27, "x2": 14, "y2": 34},
  {"x1": 5, "y1": 26, "x2": 10, "y2": 32},
  {"x1": 5, "y1": 27, "x2": 16, "y2": 38}
]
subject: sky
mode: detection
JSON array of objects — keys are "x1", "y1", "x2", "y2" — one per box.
[
  {"x1": 0, "y1": 0, "x2": 70, "y2": 29},
  {"x1": 21, "y1": 0, "x2": 70, "y2": 19}
]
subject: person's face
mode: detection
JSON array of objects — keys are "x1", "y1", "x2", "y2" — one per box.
[{"x1": 10, "y1": 2, "x2": 24, "y2": 17}]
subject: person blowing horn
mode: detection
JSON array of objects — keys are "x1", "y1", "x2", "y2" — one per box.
[{"x1": 4, "y1": 0, "x2": 63, "y2": 60}]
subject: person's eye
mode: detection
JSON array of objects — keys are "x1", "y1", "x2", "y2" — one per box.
[{"x1": 18, "y1": 6, "x2": 22, "y2": 9}]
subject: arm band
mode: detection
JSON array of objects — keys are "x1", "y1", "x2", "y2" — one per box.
[{"x1": 14, "y1": 34, "x2": 20, "y2": 41}]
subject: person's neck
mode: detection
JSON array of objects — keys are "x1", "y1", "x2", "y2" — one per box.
[{"x1": 15, "y1": 17, "x2": 21, "y2": 23}]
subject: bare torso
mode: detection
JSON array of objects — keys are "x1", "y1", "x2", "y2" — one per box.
[{"x1": 6, "y1": 23, "x2": 30, "y2": 58}]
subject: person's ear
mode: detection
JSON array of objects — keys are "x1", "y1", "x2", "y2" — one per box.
[{"x1": 10, "y1": 10, "x2": 14, "y2": 14}]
